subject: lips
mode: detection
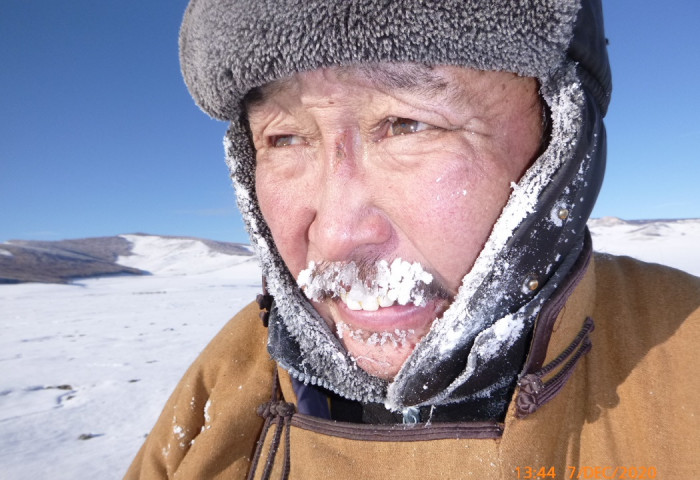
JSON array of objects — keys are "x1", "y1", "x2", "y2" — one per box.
[{"x1": 330, "y1": 296, "x2": 449, "y2": 334}]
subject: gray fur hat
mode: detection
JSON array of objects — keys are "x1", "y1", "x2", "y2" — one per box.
[
  {"x1": 180, "y1": 0, "x2": 610, "y2": 120},
  {"x1": 179, "y1": 0, "x2": 612, "y2": 410}
]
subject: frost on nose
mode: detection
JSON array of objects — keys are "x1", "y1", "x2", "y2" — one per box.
[{"x1": 297, "y1": 258, "x2": 433, "y2": 311}]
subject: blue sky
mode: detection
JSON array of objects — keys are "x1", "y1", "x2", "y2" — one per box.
[{"x1": 1, "y1": 1, "x2": 698, "y2": 244}]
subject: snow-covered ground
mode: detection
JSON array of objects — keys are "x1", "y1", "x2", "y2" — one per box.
[
  {"x1": 1, "y1": 221, "x2": 699, "y2": 479},
  {"x1": 0, "y1": 235, "x2": 261, "y2": 479}
]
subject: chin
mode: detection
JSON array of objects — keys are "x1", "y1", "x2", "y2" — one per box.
[{"x1": 342, "y1": 333, "x2": 420, "y2": 381}]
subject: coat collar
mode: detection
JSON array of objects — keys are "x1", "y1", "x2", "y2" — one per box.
[{"x1": 515, "y1": 230, "x2": 596, "y2": 417}]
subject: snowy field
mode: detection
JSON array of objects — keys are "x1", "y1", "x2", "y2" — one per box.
[{"x1": 1, "y1": 220, "x2": 699, "y2": 479}]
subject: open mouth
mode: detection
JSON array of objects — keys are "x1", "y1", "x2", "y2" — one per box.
[{"x1": 339, "y1": 288, "x2": 408, "y2": 311}]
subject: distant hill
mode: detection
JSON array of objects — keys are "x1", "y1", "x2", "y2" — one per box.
[{"x1": 0, "y1": 234, "x2": 253, "y2": 284}]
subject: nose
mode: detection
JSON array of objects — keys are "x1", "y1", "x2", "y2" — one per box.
[{"x1": 307, "y1": 134, "x2": 394, "y2": 262}]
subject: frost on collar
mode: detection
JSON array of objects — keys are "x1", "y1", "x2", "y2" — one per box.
[{"x1": 224, "y1": 62, "x2": 603, "y2": 408}]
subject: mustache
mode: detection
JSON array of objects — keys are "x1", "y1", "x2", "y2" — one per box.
[{"x1": 297, "y1": 258, "x2": 453, "y2": 306}]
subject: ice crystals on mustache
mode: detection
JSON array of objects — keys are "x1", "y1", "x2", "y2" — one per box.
[{"x1": 297, "y1": 258, "x2": 434, "y2": 311}]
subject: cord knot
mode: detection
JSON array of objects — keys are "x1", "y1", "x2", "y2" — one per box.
[{"x1": 257, "y1": 401, "x2": 296, "y2": 419}]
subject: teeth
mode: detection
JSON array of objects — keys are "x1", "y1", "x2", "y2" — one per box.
[
  {"x1": 361, "y1": 296, "x2": 379, "y2": 311},
  {"x1": 340, "y1": 293, "x2": 396, "y2": 311},
  {"x1": 378, "y1": 296, "x2": 394, "y2": 308},
  {"x1": 346, "y1": 298, "x2": 362, "y2": 311}
]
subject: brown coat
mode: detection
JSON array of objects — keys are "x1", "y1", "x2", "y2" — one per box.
[{"x1": 126, "y1": 254, "x2": 700, "y2": 479}]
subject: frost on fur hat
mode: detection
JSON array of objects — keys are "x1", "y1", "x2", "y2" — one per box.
[{"x1": 180, "y1": 0, "x2": 611, "y2": 121}]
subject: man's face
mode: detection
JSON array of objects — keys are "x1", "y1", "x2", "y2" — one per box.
[{"x1": 248, "y1": 64, "x2": 543, "y2": 380}]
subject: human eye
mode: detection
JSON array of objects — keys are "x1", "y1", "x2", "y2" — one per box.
[
  {"x1": 269, "y1": 134, "x2": 307, "y2": 147},
  {"x1": 386, "y1": 117, "x2": 436, "y2": 137}
]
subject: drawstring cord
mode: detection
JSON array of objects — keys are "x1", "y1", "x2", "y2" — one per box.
[{"x1": 247, "y1": 372, "x2": 295, "y2": 480}]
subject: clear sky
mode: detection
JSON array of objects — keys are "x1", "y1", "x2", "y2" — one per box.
[{"x1": 2, "y1": 1, "x2": 699, "y2": 244}]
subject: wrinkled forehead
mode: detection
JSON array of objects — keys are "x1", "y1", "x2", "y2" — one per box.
[
  {"x1": 244, "y1": 63, "x2": 535, "y2": 113},
  {"x1": 245, "y1": 63, "x2": 444, "y2": 107}
]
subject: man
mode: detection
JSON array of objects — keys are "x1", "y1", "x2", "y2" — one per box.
[{"x1": 127, "y1": 0, "x2": 700, "y2": 478}]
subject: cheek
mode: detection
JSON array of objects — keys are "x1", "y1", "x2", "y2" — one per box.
[
  {"x1": 382, "y1": 154, "x2": 514, "y2": 290},
  {"x1": 255, "y1": 169, "x2": 311, "y2": 277}
]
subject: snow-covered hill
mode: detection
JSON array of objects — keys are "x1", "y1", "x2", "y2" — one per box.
[
  {"x1": 0, "y1": 233, "x2": 253, "y2": 283},
  {"x1": 116, "y1": 233, "x2": 255, "y2": 276},
  {"x1": 588, "y1": 217, "x2": 700, "y2": 276},
  {"x1": 0, "y1": 223, "x2": 698, "y2": 479}
]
